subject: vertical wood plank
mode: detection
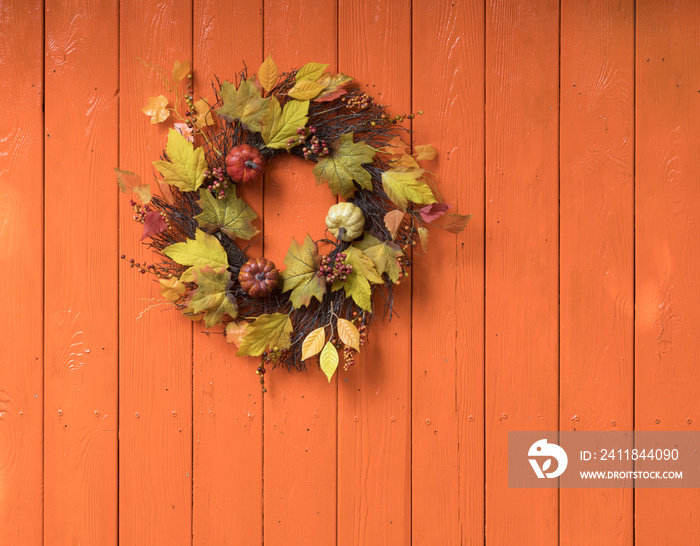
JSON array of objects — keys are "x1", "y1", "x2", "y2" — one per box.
[
  {"x1": 43, "y1": 0, "x2": 119, "y2": 544},
  {"x1": 412, "y1": 0, "x2": 485, "y2": 544},
  {"x1": 336, "y1": 1, "x2": 412, "y2": 545},
  {"x1": 635, "y1": 1, "x2": 700, "y2": 543},
  {"x1": 559, "y1": 1, "x2": 635, "y2": 544},
  {"x1": 119, "y1": 1, "x2": 193, "y2": 543},
  {"x1": 0, "y1": 2, "x2": 44, "y2": 544},
  {"x1": 262, "y1": 1, "x2": 338, "y2": 543},
  {"x1": 192, "y1": 2, "x2": 264, "y2": 544},
  {"x1": 485, "y1": 0, "x2": 559, "y2": 543}
]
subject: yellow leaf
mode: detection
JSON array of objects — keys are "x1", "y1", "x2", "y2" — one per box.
[
  {"x1": 314, "y1": 72, "x2": 353, "y2": 102},
  {"x1": 159, "y1": 276, "x2": 186, "y2": 302},
  {"x1": 381, "y1": 168, "x2": 436, "y2": 211},
  {"x1": 295, "y1": 62, "x2": 329, "y2": 82},
  {"x1": 225, "y1": 321, "x2": 248, "y2": 347},
  {"x1": 163, "y1": 229, "x2": 229, "y2": 270},
  {"x1": 188, "y1": 267, "x2": 237, "y2": 327},
  {"x1": 391, "y1": 154, "x2": 421, "y2": 169},
  {"x1": 153, "y1": 128, "x2": 208, "y2": 192},
  {"x1": 301, "y1": 327, "x2": 326, "y2": 360},
  {"x1": 320, "y1": 341, "x2": 339, "y2": 383},
  {"x1": 262, "y1": 97, "x2": 310, "y2": 149},
  {"x1": 172, "y1": 59, "x2": 191, "y2": 83},
  {"x1": 141, "y1": 95, "x2": 169, "y2": 124},
  {"x1": 258, "y1": 55, "x2": 279, "y2": 92},
  {"x1": 354, "y1": 232, "x2": 404, "y2": 283},
  {"x1": 383, "y1": 136, "x2": 409, "y2": 156},
  {"x1": 195, "y1": 188, "x2": 259, "y2": 240},
  {"x1": 217, "y1": 78, "x2": 270, "y2": 133},
  {"x1": 312, "y1": 132, "x2": 375, "y2": 197},
  {"x1": 418, "y1": 227, "x2": 429, "y2": 253},
  {"x1": 288, "y1": 79, "x2": 325, "y2": 101},
  {"x1": 337, "y1": 318, "x2": 360, "y2": 352},
  {"x1": 383, "y1": 210, "x2": 405, "y2": 239},
  {"x1": 182, "y1": 307, "x2": 204, "y2": 321},
  {"x1": 237, "y1": 313, "x2": 293, "y2": 357},
  {"x1": 415, "y1": 144, "x2": 437, "y2": 161},
  {"x1": 280, "y1": 235, "x2": 326, "y2": 308},
  {"x1": 193, "y1": 99, "x2": 215, "y2": 128},
  {"x1": 115, "y1": 168, "x2": 152, "y2": 204}
]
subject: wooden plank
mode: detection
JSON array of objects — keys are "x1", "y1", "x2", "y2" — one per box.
[
  {"x1": 485, "y1": 0, "x2": 559, "y2": 543},
  {"x1": 411, "y1": 0, "x2": 485, "y2": 544},
  {"x1": 0, "y1": 1, "x2": 44, "y2": 544},
  {"x1": 192, "y1": 2, "x2": 264, "y2": 544},
  {"x1": 559, "y1": 1, "x2": 635, "y2": 544},
  {"x1": 43, "y1": 0, "x2": 119, "y2": 544},
  {"x1": 262, "y1": 1, "x2": 338, "y2": 543},
  {"x1": 336, "y1": 1, "x2": 412, "y2": 545},
  {"x1": 118, "y1": 1, "x2": 193, "y2": 544},
  {"x1": 635, "y1": 1, "x2": 700, "y2": 543}
]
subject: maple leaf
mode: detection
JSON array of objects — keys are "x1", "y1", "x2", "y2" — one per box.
[
  {"x1": 354, "y1": 232, "x2": 404, "y2": 282},
  {"x1": 314, "y1": 72, "x2": 353, "y2": 102},
  {"x1": 237, "y1": 313, "x2": 293, "y2": 357},
  {"x1": 280, "y1": 235, "x2": 326, "y2": 308},
  {"x1": 142, "y1": 95, "x2": 169, "y2": 124},
  {"x1": 295, "y1": 62, "x2": 329, "y2": 82},
  {"x1": 217, "y1": 78, "x2": 270, "y2": 133},
  {"x1": 301, "y1": 327, "x2": 326, "y2": 360},
  {"x1": 225, "y1": 321, "x2": 248, "y2": 347},
  {"x1": 320, "y1": 341, "x2": 339, "y2": 382},
  {"x1": 390, "y1": 154, "x2": 421, "y2": 169},
  {"x1": 141, "y1": 210, "x2": 168, "y2": 240},
  {"x1": 261, "y1": 97, "x2": 309, "y2": 149},
  {"x1": 382, "y1": 136, "x2": 409, "y2": 156},
  {"x1": 172, "y1": 59, "x2": 191, "y2": 83},
  {"x1": 115, "y1": 168, "x2": 151, "y2": 204},
  {"x1": 153, "y1": 128, "x2": 208, "y2": 192},
  {"x1": 193, "y1": 99, "x2": 215, "y2": 129},
  {"x1": 312, "y1": 132, "x2": 375, "y2": 198},
  {"x1": 381, "y1": 168, "x2": 436, "y2": 211},
  {"x1": 188, "y1": 267, "x2": 237, "y2": 327},
  {"x1": 174, "y1": 122, "x2": 194, "y2": 142},
  {"x1": 419, "y1": 202, "x2": 450, "y2": 223},
  {"x1": 434, "y1": 213, "x2": 473, "y2": 233},
  {"x1": 332, "y1": 246, "x2": 382, "y2": 311},
  {"x1": 383, "y1": 210, "x2": 405, "y2": 239},
  {"x1": 415, "y1": 144, "x2": 437, "y2": 161},
  {"x1": 258, "y1": 55, "x2": 279, "y2": 92},
  {"x1": 159, "y1": 277, "x2": 186, "y2": 302},
  {"x1": 195, "y1": 189, "x2": 259, "y2": 240},
  {"x1": 163, "y1": 229, "x2": 229, "y2": 272}
]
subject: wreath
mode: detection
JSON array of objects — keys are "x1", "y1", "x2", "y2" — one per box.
[{"x1": 118, "y1": 57, "x2": 470, "y2": 390}]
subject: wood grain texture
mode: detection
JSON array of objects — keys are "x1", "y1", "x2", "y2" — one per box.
[
  {"x1": 43, "y1": 1, "x2": 119, "y2": 543},
  {"x1": 635, "y1": 1, "x2": 700, "y2": 544},
  {"x1": 412, "y1": 0, "x2": 485, "y2": 544},
  {"x1": 485, "y1": 0, "x2": 559, "y2": 543},
  {"x1": 0, "y1": 2, "x2": 44, "y2": 544},
  {"x1": 559, "y1": 1, "x2": 635, "y2": 544},
  {"x1": 119, "y1": 1, "x2": 193, "y2": 544},
  {"x1": 337, "y1": 1, "x2": 412, "y2": 544},
  {"x1": 192, "y1": 1, "x2": 264, "y2": 544},
  {"x1": 262, "y1": 1, "x2": 338, "y2": 544}
]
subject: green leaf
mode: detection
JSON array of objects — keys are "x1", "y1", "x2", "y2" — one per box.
[
  {"x1": 319, "y1": 341, "x2": 339, "y2": 383},
  {"x1": 195, "y1": 189, "x2": 260, "y2": 240},
  {"x1": 237, "y1": 313, "x2": 293, "y2": 357},
  {"x1": 188, "y1": 267, "x2": 237, "y2": 327},
  {"x1": 381, "y1": 168, "x2": 437, "y2": 211},
  {"x1": 312, "y1": 132, "x2": 375, "y2": 198},
  {"x1": 354, "y1": 232, "x2": 404, "y2": 282},
  {"x1": 288, "y1": 79, "x2": 326, "y2": 100},
  {"x1": 163, "y1": 229, "x2": 229, "y2": 271},
  {"x1": 153, "y1": 128, "x2": 208, "y2": 192},
  {"x1": 295, "y1": 62, "x2": 329, "y2": 82},
  {"x1": 280, "y1": 235, "x2": 326, "y2": 308},
  {"x1": 262, "y1": 98, "x2": 309, "y2": 149},
  {"x1": 216, "y1": 78, "x2": 270, "y2": 133}
]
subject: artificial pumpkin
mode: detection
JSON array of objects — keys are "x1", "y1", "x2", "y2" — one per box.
[
  {"x1": 325, "y1": 202, "x2": 365, "y2": 242},
  {"x1": 238, "y1": 257, "x2": 279, "y2": 298},
  {"x1": 225, "y1": 144, "x2": 265, "y2": 183}
]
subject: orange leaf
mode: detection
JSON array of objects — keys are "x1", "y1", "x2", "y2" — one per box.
[
  {"x1": 301, "y1": 327, "x2": 326, "y2": 360},
  {"x1": 337, "y1": 318, "x2": 360, "y2": 352},
  {"x1": 384, "y1": 210, "x2": 405, "y2": 239},
  {"x1": 258, "y1": 55, "x2": 279, "y2": 92}
]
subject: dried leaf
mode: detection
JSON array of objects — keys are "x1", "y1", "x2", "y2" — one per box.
[
  {"x1": 415, "y1": 144, "x2": 437, "y2": 161},
  {"x1": 320, "y1": 341, "x2": 339, "y2": 383},
  {"x1": 189, "y1": 267, "x2": 237, "y2": 327},
  {"x1": 193, "y1": 99, "x2": 215, "y2": 128},
  {"x1": 261, "y1": 97, "x2": 309, "y2": 149},
  {"x1": 159, "y1": 277, "x2": 186, "y2": 302},
  {"x1": 115, "y1": 168, "x2": 151, "y2": 204},
  {"x1": 434, "y1": 213, "x2": 473, "y2": 233},
  {"x1": 258, "y1": 55, "x2": 279, "y2": 92},
  {"x1": 163, "y1": 229, "x2": 229, "y2": 270},
  {"x1": 383, "y1": 210, "x2": 405, "y2": 239},
  {"x1": 382, "y1": 136, "x2": 409, "y2": 156},
  {"x1": 174, "y1": 122, "x2": 194, "y2": 142},
  {"x1": 288, "y1": 79, "x2": 325, "y2": 101},
  {"x1": 195, "y1": 188, "x2": 259, "y2": 240},
  {"x1": 381, "y1": 168, "x2": 436, "y2": 211},
  {"x1": 301, "y1": 327, "x2": 326, "y2": 360},
  {"x1": 225, "y1": 321, "x2": 248, "y2": 347},
  {"x1": 141, "y1": 95, "x2": 169, "y2": 124},
  {"x1": 418, "y1": 227, "x2": 429, "y2": 253},
  {"x1": 337, "y1": 318, "x2": 360, "y2": 352},
  {"x1": 295, "y1": 62, "x2": 329, "y2": 82},
  {"x1": 419, "y1": 202, "x2": 450, "y2": 223},
  {"x1": 354, "y1": 232, "x2": 404, "y2": 282},
  {"x1": 141, "y1": 210, "x2": 168, "y2": 240},
  {"x1": 217, "y1": 78, "x2": 270, "y2": 133},
  {"x1": 172, "y1": 59, "x2": 191, "y2": 83},
  {"x1": 237, "y1": 313, "x2": 293, "y2": 357},
  {"x1": 391, "y1": 154, "x2": 421, "y2": 169},
  {"x1": 314, "y1": 72, "x2": 353, "y2": 102},
  {"x1": 280, "y1": 235, "x2": 326, "y2": 308},
  {"x1": 312, "y1": 132, "x2": 375, "y2": 197},
  {"x1": 153, "y1": 128, "x2": 208, "y2": 192}
]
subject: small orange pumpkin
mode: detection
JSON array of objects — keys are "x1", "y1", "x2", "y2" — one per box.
[
  {"x1": 225, "y1": 144, "x2": 265, "y2": 183},
  {"x1": 238, "y1": 257, "x2": 279, "y2": 298}
]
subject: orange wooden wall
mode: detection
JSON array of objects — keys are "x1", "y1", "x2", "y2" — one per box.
[{"x1": 2, "y1": 0, "x2": 699, "y2": 544}]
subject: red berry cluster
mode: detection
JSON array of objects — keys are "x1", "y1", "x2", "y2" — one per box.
[
  {"x1": 342, "y1": 346, "x2": 357, "y2": 370},
  {"x1": 317, "y1": 253, "x2": 353, "y2": 283},
  {"x1": 203, "y1": 167, "x2": 230, "y2": 199},
  {"x1": 342, "y1": 92, "x2": 374, "y2": 111},
  {"x1": 298, "y1": 126, "x2": 331, "y2": 160},
  {"x1": 130, "y1": 200, "x2": 148, "y2": 222}
]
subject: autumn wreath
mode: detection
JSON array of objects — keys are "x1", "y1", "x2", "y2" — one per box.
[{"x1": 118, "y1": 57, "x2": 470, "y2": 390}]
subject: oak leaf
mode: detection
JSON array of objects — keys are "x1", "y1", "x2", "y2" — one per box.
[
  {"x1": 258, "y1": 55, "x2": 279, "y2": 92},
  {"x1": 237, "y1": 313, "x2": 293, "y2": 357},
  {"x1": 142, "y1": 95, "x2": 169, "y2": 124},
  {"x1": 188, "y1": 267, "x2": 237, "y2": 327},
  {"x1": 195, "y1": 189, "x2": 259, "y2": 240},
  {"x1": 301, "y1": 327, "x2": 326, "y2": 360},
  {"x1": 337, "y1": 318, "x2": 360, "y2": 352},
  {"x1": 381, "y1": 168, "x2": 436, "y2": 211},
  {"x1": 153, "y1": 128, "x2": 208, "y2": 192},
  {"x1": 320, "y1": 341, "x2": 339, "y2": 382},
  {"x1": 261, "y1": 97, "x2": 309, "y2": 149},
  {"x1": 280, "y1": 235, "x2": 326, "y2": 308},
  {"x1": 313, "y1": 132, "x2": 375, "y2": 197},
  {"x1": 116, "y1": 168, "x2": 151, "y2": 204},
  {"x1": 217, "y1": 78, "x2": 270, "y2": 133},
  {"x1": 354, "y1": 232, "x2": 404, "y2": 283}
]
